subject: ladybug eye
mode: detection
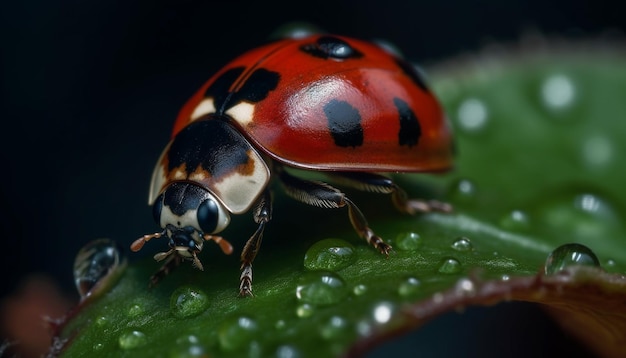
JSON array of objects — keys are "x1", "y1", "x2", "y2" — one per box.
[{"x1": 197, "y1": 197, "x2": 230, "y2": 234}]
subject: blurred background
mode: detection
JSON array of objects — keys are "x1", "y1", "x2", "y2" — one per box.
[{"x1": 1, "y1": 0, "x2": 624, "y2": 356}]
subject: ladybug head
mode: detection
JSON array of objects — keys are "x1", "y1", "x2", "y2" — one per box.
[{"x1": 132, "y1": 182, "x2": 232, "y2": 270}]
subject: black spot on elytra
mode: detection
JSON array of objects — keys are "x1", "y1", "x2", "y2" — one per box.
[
  {"x1": 300, "y1": 36, "x2": 363, "y2": 60},
  {"x1": 395, "y1": 97, "x2": 421, "y2": 147},
  {"x1": 204, "y1": 67, "x2": 280, "y2": 114},
  {"x1": 167, "y1": 118, "x2": 252, "y2": 179},
  {"x1": 395, "y1": 58, "x2": 430, "y2": 93},
  {"x1": 324, "y1": 100, "x2": 363, "y2": 147}
]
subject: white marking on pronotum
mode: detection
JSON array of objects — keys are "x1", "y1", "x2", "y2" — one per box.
[
  {"x1": 191, "y1": 98, "x2": 216, "y2": 120},
  {"x1": 226, "y1": 102, "x2": 256, "y2": 127}
]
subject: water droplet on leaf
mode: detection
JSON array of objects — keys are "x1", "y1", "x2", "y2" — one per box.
[
  {"x1": 372, "y1": 302, "x2": 394, "y2": 324},
  {"x1": 541, "y1": 74, "x2": 576, "y2": 110},
  {"x1": 296, "y1": 272, "x2": 348, "y2": 306},
  {"x1": 320, "y1": 315, "x2": 349, "y2": 340},
  {"x1": 397, "y1": 277, "x2": 421, "y2": 297},
  {"x1": 352, "y1": 284, "x2": 367, "y2": 296},
  {"x1": 303, "y1": 239, "x2": 356, "y2": 271},
  {"x1": 438, "y1": 257, "x2": 462, "y2": 274},
  {"x1": 500, "y1": 210, "x2": 531, "y2": 231},
  {"x1": 457, "y1": 98, "x2": 489, "y2": 133},
  {"x1": 218, "y1": 316, "x2": 259, "y2": 352},
  {"x1": 170, "y1": 286, "x2": 209, "y2": 319},
  {"x1": 119, "y1": 330, "x2": 147, "y2": 350},
  {"x1": 544, "y1": 243, "x2": 600, "y2": 275},
  {"x1": 394, "y1": 232, "x2": 422, "y2": 251},
  {"x1": 296, "y1": 303, "x2": 314, "y2": 318},
  {"x1": 451, "y1": 237, "x2": 473, "y2": 252}
]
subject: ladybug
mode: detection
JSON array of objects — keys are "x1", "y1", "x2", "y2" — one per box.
[{"x1": 131, "y1": 34, "x2": 454, "y2": 296}]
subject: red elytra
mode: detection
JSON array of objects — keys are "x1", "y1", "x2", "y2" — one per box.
[{"x1": 173, "y1": 34, "x2": 453, "y2": 173}]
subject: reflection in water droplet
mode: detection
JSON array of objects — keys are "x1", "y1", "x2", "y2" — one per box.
[
  {"x1": 394, "y1": 232, "x2": 422, "y2": 251},
  {"x1": 451, "y1": 237, "x2": 473, "y2": 252},
  {"x1": 398, "y1": 277, "x2": 421, "y2": 297},
  {"x1": 218, "y1": 316, "x2": 258, "y2": 352},
  {"x1": 352, "y1": 284, "x2": 367, "y2": 296},
  {"x1": 73, "y1": 238, "x2": 123, "y2": 299},
  {"x1": 438, "y1": 257, "x2": 462, "y2": 274},
  {"x1": 457, "y1": 98, "x2": 488, "y2": 132},
  {"x1": 373, "y1": 302, "x2": 394, "y2": 324},
  {"x1": 303, "y1": 239, "x2": 356, "y2": 271},
  {"x1": 320, "y1": 315, "x2": 349, "y2": 340},
  {"x1": 296, "y1": 272, "x2": 348, "y2": 306},
  {"x1": 582, "y1": 135, "x2": 613, "y2": 168},
  {"x1": 119, "y1": 330, "x2": 148, "y2": 350},
  {"x1": 500, "y1": 210, "x2": 531, "y2": 231},
  {"x1": 541, "y1": 74, "x2": 575, "y2": 110},
  {"x1": 170, "y1": 286, "x2": 209, "y2": 319},
  {"x1": 296, "y1": 304, "x2": 314, "y2": 318},
  {"x1": 544, "y1": 243, "x2": 601, "y2": 275}
]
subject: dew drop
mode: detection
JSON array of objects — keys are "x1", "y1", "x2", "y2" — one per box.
[
  {"x1": 275, "y1": 345, "x2": 301, "y2": 358},
  {"x1": 275, "y1": 319, "x2": 287, "y2": 330},
  {"x1": 303, "y1": 239, "x2": 356, "y2": 271},
  {"x1": 119, "y1": 330, "x2": 148, "y2": 350},
  {"x1": 448, "y1": 178, "x2": 477, "y2": 203},
  {"x1": 606, "y1": 259, "x2": 616, "y2": 268},
  {"x1": 296, "y1": 271, "x2": 348, "y2": 306},
  {"x1": 457, "y1": 98, "x2": 489, "y2": 133},
  {"x1": 397, "y1": 277, "x2": 421, "y2": 297},
  {"x1": 394, "y1": 232, "x2": 422, "y2": 251},
  {"x1": 499, "y1": 210, "x2": 531, "y2": 231},
  {"x1": 541, "y1": 74, "x2": 576, "y2": 110},
  {"x1": 218, "y1": 316, "x2": 259, "y2": 353},
  {"x1": 172, "y1": 335, "x2": 207, "y2": 358},
  {"x1": 451, "y1": 237, "x2": 473, "y2": 252},
  {"x1": 501, "y1": 274, "x2": 510, "y2": 281},
  {"x1": 544, "y1": 243, "x2": 601, "y2": 275},
  {"x1": 73, "y1": 238, "x2": 124, "y2": 299},
  {"x1": 352, "y1": 284, "x2": 367, "y2": 296},
  {"x1": 535, "y1": 191, "x2": 623, "y2": 241},
  {"x1": 127, "y1": 303, "x2": 143, "y2": 317},
  {"x1": 170, "y1": 286, "x2": 209, "y2": 319},
  {"x1": 438, "y1": 257, "x2": 462, "y2": 274},
  {"x1": 454, "y1": 278, "x2": 476, "y2": 297},
  {"x1": 93, "y1": 343, "x2": 103, "y2": 351},
  {"x1": 320, "y1": 315, "x2": 349, "y2": 340},
  {"x1": 296, "y1": 303, "x2": 314, "y2": 318},
  {"x1": 95, "y1": 315, "x2": 108, "y2": 327},
  {"x1": 582, "y1": 135, "x2": 613, "y2": 168},
  {"x1": 372, "y1": 302, "x2": 394, "y2": 324}
]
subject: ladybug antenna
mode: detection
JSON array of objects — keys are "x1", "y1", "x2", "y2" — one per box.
[
  {"x1": 131, "y1": 231, "x2": 165, "y2": 252},
  {"x1": 154, "y1": 249, "x2": 174, "y2": 262},
  {"x1": 203, "y1": 234, "x2": 234, "y2": 255}
]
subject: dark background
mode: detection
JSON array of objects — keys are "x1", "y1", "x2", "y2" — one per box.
[{"x1": 1, "y1": 0, "x2": 624, "y2": 356}]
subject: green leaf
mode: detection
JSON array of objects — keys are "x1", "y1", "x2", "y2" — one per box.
[{"x1": 52, "y1": 46, "x2": 626, "y2": 357}]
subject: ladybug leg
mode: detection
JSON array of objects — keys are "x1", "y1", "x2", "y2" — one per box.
[
  {"x1": 149, "y1": 251, "x2": 182, "y2": 287},
  {"x1": 239, "y1": 190, "x2": 272, "y2": 297},
  {"x1": 276, "y1": 167, "x2": 392, "y2": 256},
  {"x1": 331, "y1": 172, "x2": 452, "y2": 215}
]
